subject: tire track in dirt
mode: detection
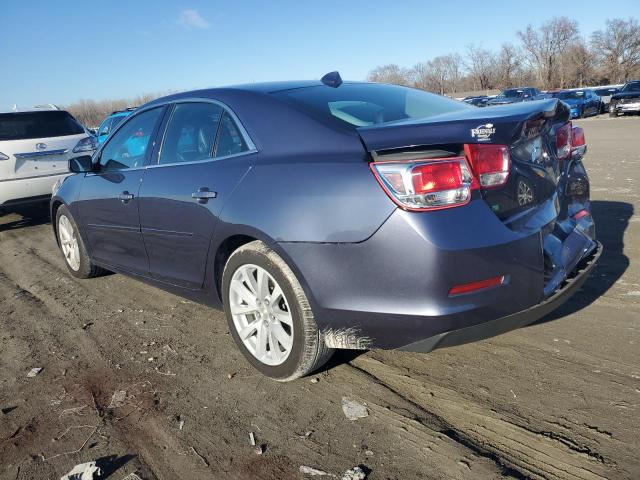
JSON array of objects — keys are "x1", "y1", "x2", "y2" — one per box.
[{"x1": 0, "y1": 223, "x2": 506, "y2": 479}]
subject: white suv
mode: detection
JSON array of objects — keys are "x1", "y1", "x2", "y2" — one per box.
[{"x1": 0, "y1": 106, "x2": 96, "y2": 213}]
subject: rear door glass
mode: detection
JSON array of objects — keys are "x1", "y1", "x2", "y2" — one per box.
[{"x1": 0, "y1": 111, "x2": 85, "y2": 140}]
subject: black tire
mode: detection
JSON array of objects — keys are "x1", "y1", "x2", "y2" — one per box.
[
  {"x1": 609, "y1": 109, "x2": 618, "y2": 118},
  {"x1": 55, "y1": 205, "x2": 103, "y2": 279},
  {"x1": 222, "y1": 240, "x2": 333, "y2": 381}
]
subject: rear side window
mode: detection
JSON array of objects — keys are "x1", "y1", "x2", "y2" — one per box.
[
  {"x1": 159, "y1": 102, "x2": 223, "y2": 165},
  {"x1": 215, "y1": 112, "x2": 248, "y2": 157},
  {"x1": 272, "y1": 83, "x2": 470, "y2": 130},
  {"x1": 0, "y1": 111, "x2": 85, "y2": 141}
]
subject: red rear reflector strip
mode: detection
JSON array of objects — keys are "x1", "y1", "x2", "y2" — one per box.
[
  {"x1": 573, "y1": 209, "x2": 589, "y2": 220},
  {"x1": 449, "y1": 275, "x2": 505, "y2": 296}
]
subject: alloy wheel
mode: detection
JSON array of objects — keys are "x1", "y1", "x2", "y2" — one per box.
[
  {"x1": 58, "y1": 215, "x2": 80, "y2": 271},
  {"x1": 229, "y1": 264, "x2": 294, "y2": 366}
]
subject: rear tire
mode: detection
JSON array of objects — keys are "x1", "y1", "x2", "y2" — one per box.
[
  {"x1": 222, "y1": 240, "x2": 333, "y2": 381},
  {"x1": 55, "y1": 205, "x2": 103, "y2": 279}
]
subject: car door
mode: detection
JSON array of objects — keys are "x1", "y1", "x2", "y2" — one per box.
[
  {"x1": 138, "y1": 100, "x2": 256, "y2": 289},
  {"x1": 77, "y1": 106, "x2": 165, "y2": 274}
]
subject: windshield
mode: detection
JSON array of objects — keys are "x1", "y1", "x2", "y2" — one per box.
[
  {"x1": 0, "y1": 111, "x2": 84, "y2": 141},
  {"x1": 271, "y1": 83, "x2": 471, "y2": 130},
  {"x1": 498, "y1": 89, "x2": 524, "y2": 98},
  {"x1": 557, "y1": 91, "x2": 586, "y2": 100},
  {"x1": 621, "y1": 82, "x2": 640, "y2": 93},
  {"x1": 595, "y1": 88, "x2": 617, "y2": 96}
]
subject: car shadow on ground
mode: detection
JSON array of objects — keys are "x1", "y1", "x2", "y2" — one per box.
[
  {"x1": 0, "y1": 205, "x2": 51, "y2": 232},
  {"x1": 534, "y1": 199, "x2": 633, "y2": 324}
]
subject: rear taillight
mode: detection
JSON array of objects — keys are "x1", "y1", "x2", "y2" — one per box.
[
  {"x1": 370, "y1": 157, "x2": 473, "y2": 211},
  {"x1": 556, "y1": 122, "x2": 572, "y2": 159},
  {"x1": 571, "y1": 125, "x2": 585, "y2": 148},
  {"x1": 464, "y1": 144, "x2": 510, "y2": 188}
]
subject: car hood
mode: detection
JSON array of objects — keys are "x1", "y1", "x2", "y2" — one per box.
[
  {"x1": 612, "y1": 91, "x2": 640, "y2": 100},
  {"x1": 561, "y1": 98, "x2": 584, "y2": 107}
]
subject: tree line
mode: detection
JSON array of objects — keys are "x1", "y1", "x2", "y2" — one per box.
[
  {"x1": 65, "y1": 93, "x2": 165, "y2": 128},
  {"x1": 368, "y1": 17, "x2": 640, "y2": 95}
]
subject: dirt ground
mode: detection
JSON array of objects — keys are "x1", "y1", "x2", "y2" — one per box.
[{"x1": 1, "y1": 116, "x2": 639, "y2": 480}]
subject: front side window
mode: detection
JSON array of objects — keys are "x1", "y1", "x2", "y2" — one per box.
[
  {"x1": 99, "y1": 107, "x2": 162, "y2": 172},
  {"x1": 159, "y1": 103, "x2": 223, "y2": 165}
]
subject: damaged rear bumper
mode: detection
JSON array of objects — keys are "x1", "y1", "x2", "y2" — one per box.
[{"x1": 398, "y1": 242, "x2": 602, "y2": 353}]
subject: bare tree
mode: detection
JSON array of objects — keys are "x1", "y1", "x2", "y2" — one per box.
[
  {"x1": 465, "y1": 45, "x2": 497, "y2": 90},
  {"x1": 367, "y1": 64, "x2": 412, "y2": 86},
  {"x1": 495, "y1": 43, "x2": 523, "y2": 88},
  {"x1": 65, "y1": 92, "x2": 166, "y2": 128},
  {"x1": 561, "y1": 40, "x2": 596, "y2": 87},
  {"x1": 591, "y1": 18, "x2": 640, "y2": 83},
  {"x1": 518, "y1": 17, "x2": 580, "y2": 89},
  {"x1": 443, "y1": 53, "x2": 463, "y2": 94}
]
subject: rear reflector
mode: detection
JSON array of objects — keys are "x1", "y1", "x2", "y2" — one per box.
[
  {"x1": 370, "y1": 157, "x2": 473, "y2": 211},
  {"x1": 571, "y1": 125, "x2": 585, "y2": 148},
  {"x1": 449, "y1": 275, "x2": 505, "y2": 296},
  {"x1": 573, "y1": 209, "x2": 589, "y2": 220},
  {"x1": 464, "y1": 144, "x2": 510, "y2": 188},
  {"x1": 556, "y1": 122, "x2": 572, "y2": 159}
]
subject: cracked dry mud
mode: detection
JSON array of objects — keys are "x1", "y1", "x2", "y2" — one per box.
[{"x1": 1, "y1": 117, "x2": 639, "y2": 479}]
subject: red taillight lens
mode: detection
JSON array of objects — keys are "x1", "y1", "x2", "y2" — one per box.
[
  {"x1": 371, "y1": 157, "x2": 473, "y2": 211},
  {"x1": 571, "y1": 125, "x2": 585, "y2": 148},
  {"x1": 556, "y1": 122, "x2": 572, "y2": 159},
  {"x1": 464, "y1": 144, "x2": 510, "y2": 188},
  {"x1": 449, "y1": 275, "x2": 505, "y2": 296},
  {"x1": 411, "y1": 161, "x2": 463, "y2": 194}
]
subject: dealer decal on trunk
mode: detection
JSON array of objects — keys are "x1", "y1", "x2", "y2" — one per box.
[{"x1": 471, "y1": 123, "x2": 496, "y2": 142}]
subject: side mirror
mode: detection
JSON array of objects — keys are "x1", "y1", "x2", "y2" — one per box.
[{"x1": 69, "y1": 155, "x2": 94, "y2": 174}]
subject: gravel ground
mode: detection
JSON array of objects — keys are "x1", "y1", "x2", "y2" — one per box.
[{"x1": 1, "y1": 115, "x2": 639, "y2": 480}]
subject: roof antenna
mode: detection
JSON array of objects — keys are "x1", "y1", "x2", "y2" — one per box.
[{"x1": 321, "y1": 71, "x2": 342, "y2": 88}]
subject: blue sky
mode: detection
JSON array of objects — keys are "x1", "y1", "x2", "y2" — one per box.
[{"x1": 1, "y1": 0, "x2": 637, "y2": 107}]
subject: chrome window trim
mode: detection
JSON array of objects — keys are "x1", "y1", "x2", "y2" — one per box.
[
  {"x1": 146, "y1": 150, "x2": 255, "y2": 169},
  {"x1": 14, "y1": 148, "x2": 69, "y2": 159},
  {"x1": 151, "y1": 98, "x2": 257, "y2": 168},
  {"x1": 89, "y1": 97, "x2": 257, "y2": 175}
]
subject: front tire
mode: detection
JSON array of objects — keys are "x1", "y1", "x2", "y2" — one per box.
[
  {"x1": 55, "y1": 205, "x2": 103, "y2": 279},
  {"x1": 222, "y1": 241, "x2": 333, "y2": 381}
]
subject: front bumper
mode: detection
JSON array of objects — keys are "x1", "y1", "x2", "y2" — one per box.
[
  {"x1": 399, "y1": 242, "x2": 601, "y2": 352},
  {"x1": 616, "y1": 102, "x2": 640, "y2": 113}
]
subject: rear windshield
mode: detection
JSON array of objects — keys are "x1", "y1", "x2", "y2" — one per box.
[
  {"x1": 558, "y1": 91, "x2": 585, "y2": 100},
  {"x1": 595, "y1": 88, "x2": 617, "y2": 96},
  {"x1": 271, "y1": 83, "x2": 470, "y2": 130},
  {"x1": 498, "y1": 89, "x2": 524, "y2": 98},
  {"x1": 0, "y1": 111, "x2": 85, "y2": 141}
]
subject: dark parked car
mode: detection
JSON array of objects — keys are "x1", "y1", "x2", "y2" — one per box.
[
  {"x1": 549, "y1": 89, "x2": 602, "y2": 119},
  {"x1": 462, "y1": 95, "x2": 489, "y2": 107},
  {"x1": 486, "y1": 87, "x2": 541, "y2": 106},
  {"x1": 609, "y1": 80, "x2": 640, "y2": 116},
  {"x1": 51, "y1": 73, "x2": 600, "y2": 381},
  {"x1": 593, "y1": 86, "x2": 620, "y2": 113}
]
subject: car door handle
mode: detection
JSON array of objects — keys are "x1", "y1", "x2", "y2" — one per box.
[
  {"x1": 118, "y1": 191, "x2": 134, "y2": 203},
  {"x1": 192, "y1": 187, "x2": 217, "y2": 204}
]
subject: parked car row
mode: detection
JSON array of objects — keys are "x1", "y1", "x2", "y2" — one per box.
[{"x1": 462, "y1": 81, "x2": 639, "y2": 119}]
